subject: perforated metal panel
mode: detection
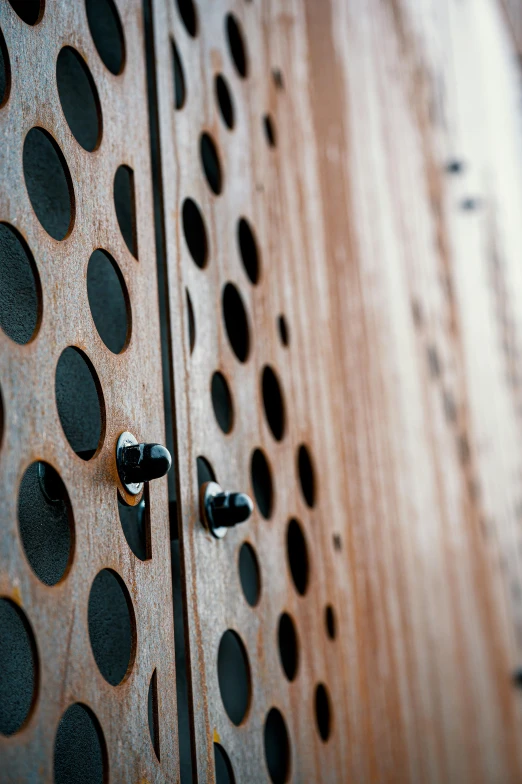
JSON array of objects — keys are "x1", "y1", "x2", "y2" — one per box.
[
  {"x1": 150, "y1": 0, "x2": 349, "y2": 779},
  {"x1": 0, "y1": 1, "x2": 178, "y2": 781}
]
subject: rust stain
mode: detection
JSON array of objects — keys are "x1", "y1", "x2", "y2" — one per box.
[{"x1": 11, "y1": 586, "x2": 22, "y2": 606}]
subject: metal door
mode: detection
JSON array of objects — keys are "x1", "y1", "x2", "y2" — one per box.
[{"x1": 3, "y1": 0, "x2": 522, "y2": 783}]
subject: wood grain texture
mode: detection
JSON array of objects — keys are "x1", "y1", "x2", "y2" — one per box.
[
  {"x1": 0, "y1": 1, "x2": 179, "y2": 781},
  {"x1": 154, "y1": 0, "x2": 522, "y2": 781}
]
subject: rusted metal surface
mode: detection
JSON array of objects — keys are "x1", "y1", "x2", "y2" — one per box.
[
  {"x1": 151, "y1": 0, "x2": 353, "y2": 780},
  {"x1": 3, "y1": 0, "x2": 522, "y2": 782},
  {"x1": 154, "y1": 0, "x2": 522, "y2": 782},
  {"x1": 0, "y1": 1, "x2": 178, "y2": 781}
]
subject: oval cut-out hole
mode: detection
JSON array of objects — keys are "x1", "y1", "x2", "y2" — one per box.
[
  {"x1": 23, "y1": 127, "x2": 74, "y2": 241},
  {"x1": 250, "y1": 448, "x2": 273, "y2": 519},
  {"x1": 263, "y1": 114, "x2": 277, "y2": 148},
  {"x1": 186, "y1": 288, "x2": 196, "y2": 353},
  {"x1": 277, "y1": 314, "x2": 289, "y2": 347},
  {"x1": 272, "y1": 68, "x2": 284, "y2": 90},
  {"x1": 278, "y1": 613, "x2": 298, "y2": 682},
  {"x1": 264, "y1": 708, "x2": 290, "y2": 784},
  {"x1": 114, "y1": 165, "x2": 138, "y2": 258},
  {"x1": 200, "y1": 133, "x2": 223, "y2": 195},
  {"x1": 0, "y1": 223, "x2": 41, "y2": 345},
  {"x1": 148, "y1": 669, "x2": 160, "y2": 761},
  {"x1": 215, "y1": 74, "x2": 235, "y2": 130},
  {"x1": 217, "y1": 630, "x2": 250, "y2": 725},
  {"x1": 286, "y1": 518, "x2": 309, "y2": 596},
  {"x1": 172, "y1": 39, "x2": 185, "y2": 109},
  {"x1": 55, "y1": 347, "x2": 104, "y2": 460},
  {"x1": 225, "y1": 14, "x2": 248, "y2": 78},
  {"x1": 176, "y1": 0, "x2": 197, "y2": 37},
  {"x1": 222, "y1": 282, "x2": 249, "y2": 362},
  {"x1": 118, "y1": 491, "x2": 150, "y2": 561},
  {"x1": 315, "y1": 683, "x2": 332, "y2": 742},
  {"x1": 297, "y1": 444, "x2": 316, "y2": 508},
  {"x1": 239, "y1": 542, "x2": 260, "y2": 607},
  {"x1": 0, "y1": 598, "x2": 38, "y2": 736},
  {"x1": 7, "y1": 0, "x2": 42, "y2": 25},
  {"x1": 57, "y1": 46, "x2": 102, "y2": 152},
  {"x1": 87, "y1": 249, "x2": 130, "y2": 354},
  {"x1": 0, "y1": 27, "x2": 11, "y2": 107},
  {"x1": 86, "y1": 0, "x2": 125, "y2": 75},
  {"x1": 215, "y1": 743, "x2": 236, "y2": 784},
  {"x1": 211, "y1": 371, "x2": 233, "y2": 434},
  {"x1": 54, "y1": 703, "x2": 107, "y2": 784},
  {"x1": 237, "y1": 218, "x2": 259, "y2": 285},
  {"x1": 262, "y1": 365, "x2": 285, "y2": 441},
  {"x1": 197, "y1": 455, "x2": 216, "y2": 488},
  {"x1": 88, "y1": 569, "x2": 135, "y2": 686},
  {"x1": 182, "y1": 198, "x2": 208, "y2": 268},
  {"x1": 18, "y1": 462, "x2": 74, "y2": 586},
  {"x1": 325, "y1": 605, "x2": 336, "y2": 640}
]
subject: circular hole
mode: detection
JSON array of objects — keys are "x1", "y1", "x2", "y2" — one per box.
[
  {"x1": 286, "y1": 518, "x2": 309, "y2": 596},
  {"x1": 114, "y1": 164, "x2": 138, "y2": 258},
  {"x1": 217, "y1": 630, "x2": 251, "y2": 726},
  {"x1": 23, "y1": 127, "x2": 74, "y2": 241},
  {"x1": 182, "y1": 198, "x2": 208, "y2": 268},
  {"x1": 172, "y1": 39, "x2": 185, "y2": 110},
  {"x1": 200, "y1": 133, "x2": 223, "y2": 195},
  {"x1": 18, "y1": 462, "x2": 74, "y2": 586},
  {"x1": 238, "y1": 542, "x2": 260, "y2": 607},
  {"x1": 55, "y1": 347, "x2": 104, "y2": 460},
  {"x1": 0, "y1": 223, "x2": 41, "y2": 345},
  {"x1": 263, "y1": 114, "x2": 277, "y2": 148},
  {"x1": 176, "y1": 0, "x2": 197, "y2": 37},
  {"x1": 87, "y1": 249, "x2": 130, "y2": 354},
  {"x1": 278, "y1": 612, "x2": 298, "y2": 682},
  {"x1": 250, "y1": 448, "x2": 273, "y2": 519},
  {"x1": 264, "y1": 707, "x2": 290, "y2": 784},
  {"x1": 297, "y1": 444, "x2": 316, "y2": 508},
  {"x1": 222, "y1": 282, "x2": 250, "y2": 363},
  {"x1": 237, "y1": 218, "x2": 259, "y2": 285},
  {"x1": 215, "y1": 74, "x2": 235, "y2": 130},
  {"x1": 325, "y1": 605, "x2": 336, "y2": 640},
  {"x1": 0, "y1": 598, "x2": 38, "y2": 736},
  {"x1": 277, "y1": 315, "x2": 289, "y2": 347},
  {"x1": 211, "y1": 371, "x2": 233, "y2": 434},
  {"x1": 7, "y1": 0, "x2": 43, "y2": 25},
  {"x1": 88, "y1": 568, "x2": 135, "y2": 686},
  {"x1": 225, "y1": 14, "x2": 248, "y2": 79},
  {"x1": 86, "y1": 0, "x2": 125, "y2": 75},
  {"x1": 54, "y1": 703, "x2": 107, "y2": 784},
  {"x1": 214, "y1": 743, "x2": 236, "y2": 784},
  {"x1": 57, "y1": 47, "x2": 102, "y2": 152},
  {"x1": 197, "y1": 455, "x2": 216, "y2": 487},
  {"x1": 314, "y1": 683, "x2": 332, "y2": 742},
  {"x1": 0, "y1": 26, "x2": 11, "y2": 107},
  {"x1": 186, "y1": 288, "x2": 196, "y2": 353},
  {"x1": 261, "y1": 365, "x2": 285, "y2": 441},
  {"x1": 118, "y1": 492, "x2": 149, "y2": 561}
]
